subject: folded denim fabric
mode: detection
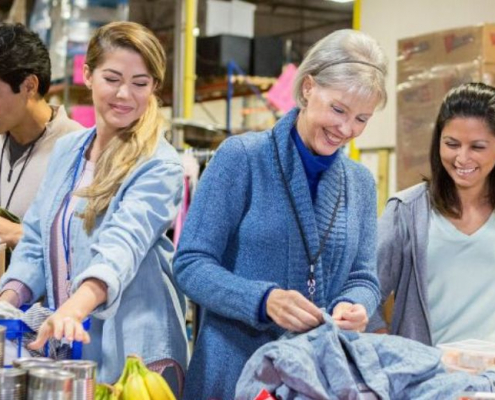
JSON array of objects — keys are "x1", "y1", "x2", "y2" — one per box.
[{"x1": 236, "y1": 314, "x2": 495, "y2": 400}]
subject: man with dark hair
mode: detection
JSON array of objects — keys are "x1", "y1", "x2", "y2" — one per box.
[{"x1": 0, "y1": 23, "x2": 82, "y2": 249}]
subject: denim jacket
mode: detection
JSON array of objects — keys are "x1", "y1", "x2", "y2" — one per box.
[{"x1": 1, "y1": 128, "x2": 188, "y2": 383}]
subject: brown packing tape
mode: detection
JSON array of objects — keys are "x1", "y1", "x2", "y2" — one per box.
[{"x1": 397, "y1": 32, "x2": 441, "y2": 84}]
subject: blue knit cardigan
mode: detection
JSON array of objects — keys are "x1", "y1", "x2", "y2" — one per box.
[{"x1": 174, "y1": 108, "x2": 380, "y2": 400}]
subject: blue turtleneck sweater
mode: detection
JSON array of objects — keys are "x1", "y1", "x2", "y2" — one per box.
[{"x1": 290, "y1": 126, "x2": 337, "y2": 202}]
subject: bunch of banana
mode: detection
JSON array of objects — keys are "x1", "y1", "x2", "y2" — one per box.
[
  {"x1": 95, "y1": 383, "x2": 118, "y2": 400},
  {"x1": 95, "y1": 355, "x2": 176, "y2": 400}
]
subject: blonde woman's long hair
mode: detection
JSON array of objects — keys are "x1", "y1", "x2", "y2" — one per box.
[{"x1": 77, "y1": 21, "x2": 166, "y2": 232}]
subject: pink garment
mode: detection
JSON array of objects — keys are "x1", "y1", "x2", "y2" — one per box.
[
  {"x1": 2, "y1": 280, "x2": 32, "y2": 308},
  {"x1": 50, "y1": 160, "x2": 94, "y2": 308},
  {"x1": 173, "y1": 176, "x2": 190, "y2": 247}
]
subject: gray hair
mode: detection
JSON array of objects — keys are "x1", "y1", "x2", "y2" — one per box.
[{"x1": 293, "y1": 29, "x2": 388, "y2": 109}]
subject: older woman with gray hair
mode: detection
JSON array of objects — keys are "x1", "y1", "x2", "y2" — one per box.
[{"x1": 174, "y1": 29, "x2": 388, "y2": 400}]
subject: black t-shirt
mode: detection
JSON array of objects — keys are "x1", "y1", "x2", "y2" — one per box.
[{"x1": 8, "y1": 135, "x2": 33, "y2": 167}]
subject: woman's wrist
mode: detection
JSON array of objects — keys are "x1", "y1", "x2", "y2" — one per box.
[
  {"x1": 58, "y1": 278, "x2": 108, "y2": 321},
  {"x1": 2, "y1": 221, "x2": 22, "y2": 249},
  {"x1": 0, "y1": 289, "x2": 21, "y2": 307}
]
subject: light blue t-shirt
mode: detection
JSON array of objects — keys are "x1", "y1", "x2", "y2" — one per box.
[{"x1": 427, "y1": 209, "x2": 495, "y2": 345}]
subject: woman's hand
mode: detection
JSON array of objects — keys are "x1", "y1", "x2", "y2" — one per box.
[
  {"x1": 332, "y1": 302, "x2": 368, "y2": 332},
  {"x1": 0, "y1": 217, "x2": 22, "y2": 248},
  {"x1": 28, "y1": 278, "x2": 107, "y2": 350},
  {"x1": 28, "y1": 313, "x2": 90, "y2": 350},
  {"x1": 266, "y1": 289, "x2": 324, "y2": 332}
]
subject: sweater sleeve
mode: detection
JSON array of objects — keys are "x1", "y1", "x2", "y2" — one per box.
[
  {"x1": 366, "y1": 198, "x2": 403, "y2": 332},
  {"x1": 173, "y1": 136, "x2": 278, "y2": 330},
  {"x1": 328, "y1": 168, "x2": 380, "y2": 317}
]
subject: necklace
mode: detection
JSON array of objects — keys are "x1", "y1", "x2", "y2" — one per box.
[
  {"x1": 0, "y1": 108, "x2": 54, "y2": 210},
  {"x1": 272, "y1": 130, "x2": 342, "y2": 303}
]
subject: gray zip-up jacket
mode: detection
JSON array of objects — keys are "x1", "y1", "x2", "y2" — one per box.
[{"x1": 367, "y1": 183, "x2": 433, "y2": 345}]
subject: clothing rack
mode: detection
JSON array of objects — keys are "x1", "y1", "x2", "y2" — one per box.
[{"x1": 180, "y1": 148, "x2": 216, "y2": 162}]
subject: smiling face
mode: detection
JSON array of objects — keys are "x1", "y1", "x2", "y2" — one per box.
[
  {"x1": 440, "y1": 117, "x2": 495, "y2": 193},
  {"x1": 296, "y1": 76, "x2": 379, "y2": 156},
  {"x1": 83, "y1": 47, "x2": 155, "y2": 135}
]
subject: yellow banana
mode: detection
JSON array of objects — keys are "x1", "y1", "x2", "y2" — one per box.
[
  {"x1": 109, "y1": 383, "x2": 122, "y2": 400},
  {"x1": 95, "y1": 383, "x2": 112, "y2": 400},
  {"x1": 143, "y1": 370, "x2": 176, "y2": 400},
  {"x1": 123, "y1": 372, "x2": 151, "y2": 400}
]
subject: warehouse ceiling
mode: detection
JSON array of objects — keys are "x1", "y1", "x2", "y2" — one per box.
[
  {"x1": 127, "y1": 0, "x2": 353, "y2": 65},
  {"x1": 1, "y1": 0, "x2": 352, "y2": 64},
  {"x1": 246, "y1": 0, "x2": 353, "y2": 59}
]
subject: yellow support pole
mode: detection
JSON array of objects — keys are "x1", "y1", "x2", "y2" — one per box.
[
  {"x1": 353, "y1": 0, "x2": 361, "y2": 31},
  {"x1": 183, "y1": 0, "x2": 197, "y2": 119},
  {"x1": 377, "y1": 149, "x2": 390, "y2": 216},
  {"x1": 349, "y1": 0, "x2": 361, "y2": 162}
]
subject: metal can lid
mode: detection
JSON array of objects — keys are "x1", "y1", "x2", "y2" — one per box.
[
  {"x1": 12, "y1": 357, "x2": 53, "y2": 368},
  {"x1": 0, "y1": 368, "x2": 27, "y2": 377},
  {"x1": 28, "y1": 368, "x2": 75, "y2": 391},
  {"x1": 19, "y1": 361, "x2": 60, "y2": 371},
  {"x1": 57, "y1": 360, "x2": 97, "y2": 379},
  {"x1": 0, "y1": 368, "x2": 28, "y2": 385}
]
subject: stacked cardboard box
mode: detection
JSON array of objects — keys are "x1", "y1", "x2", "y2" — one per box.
[{"x1": 397, "y1": 24, "x2": 495, "y2": 190}]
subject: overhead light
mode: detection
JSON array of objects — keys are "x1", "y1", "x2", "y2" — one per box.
[{"x1": 327, "y1": 0, "x2": 354, "y2": 3}]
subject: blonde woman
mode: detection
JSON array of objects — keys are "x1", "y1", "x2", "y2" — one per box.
[{"x1": 0, "y1": 21, "x2": 188, "y2": 387}]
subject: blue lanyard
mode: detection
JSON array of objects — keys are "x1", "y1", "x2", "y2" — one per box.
[{"x1": 61, "y1": 131, "x2": 96, "y2": 276}]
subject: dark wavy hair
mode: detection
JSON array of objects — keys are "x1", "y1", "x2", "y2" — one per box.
[
  {"x1": 428, "y1": 82, "x2": 495, "y2": 217},
  {"x1": 0, "y1": 23, "x2": 51, "y2": 96}
]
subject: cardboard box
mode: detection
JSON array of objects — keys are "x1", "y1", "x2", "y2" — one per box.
[
  {"x1": 437, "y1": 24, "x2": 495, "y2": 65},
  {"x1": 205, "y1": 0, "x2": 256, "y2": 38},
  {"x1": 397, "y1": 32, "x2": 441, "y2": 84},
  {"x1": 397, "y1": 24, "x2": 495, "y2": 190}
]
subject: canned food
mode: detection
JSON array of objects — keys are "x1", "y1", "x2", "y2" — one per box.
[
  {"x1": 0, "y1": 368, "x2": 28, "y2": 400},
  {"x1": 57, "y1": 360, "x2": 97, "y2": 400},
  {"x1": 28, "y1": 368, "x2": 74, "y2": 400},
  {"x1": 12, "y1": 357, "x2": 54, "y2": 369},
  {"x1": 0, "y1": 326, "x2": 5, "y2": 367},
  {"x1": 18, "y1": 360, "x2": 60, "y2": 372}
]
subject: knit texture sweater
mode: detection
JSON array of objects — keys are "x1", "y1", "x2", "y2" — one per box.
[{"x1": 174, "y1": 107, "x2": 380, "y2": 400}]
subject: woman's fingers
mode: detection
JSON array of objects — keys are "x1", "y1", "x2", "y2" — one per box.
[
  {"x1": 267, "y1": 289, "x2": 324, "y2": 332},
  {"x1": 331, "y1": 301, "x2": 353, "y2": 320},
  {"x1": 28, "y1": 323, "x2": 52, "y2": 350},
  {"x1": 27, "y1": 314, "x2": 90, "y2": 350},
  {"x1": 332, "y1": 303, "x2": 368, "y2": 332}
]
